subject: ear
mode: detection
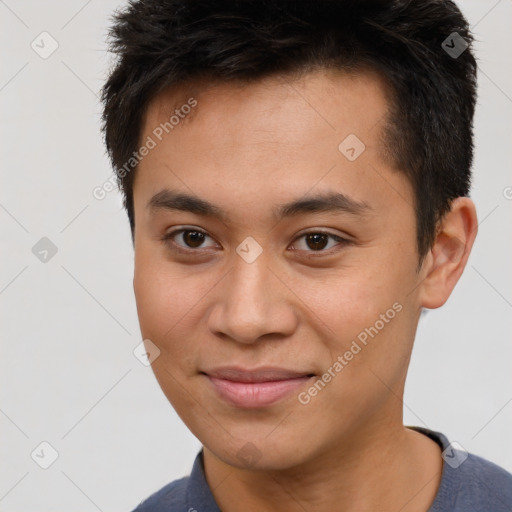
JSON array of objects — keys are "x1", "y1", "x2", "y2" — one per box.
[{"x1": 418, "y1": 197, "x2": 478, "y2": 309}]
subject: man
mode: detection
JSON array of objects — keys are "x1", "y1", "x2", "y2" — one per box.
[{"x1": 101, "y1": 0, "x2": 512, "y2": 510}]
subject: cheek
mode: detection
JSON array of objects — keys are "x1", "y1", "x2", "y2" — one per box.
[
  {"x1": 133, "y1": 251, "x2": 220, "y2": 363},
  {"x1": 133, "y1": 258, "x2": 202, "y2": 406},
  {"x1": 133, "y1": 265, "x2": 176, "y2": 341},
  {"x1": 133, "y1": 247, "x2": 192, "y2": 349},
  {"x1": 294, "y1": 256, "x2": 415, "y2": 381},
  {"x1": 293, "y1": 266, "x2": 398, "y2": 336}
]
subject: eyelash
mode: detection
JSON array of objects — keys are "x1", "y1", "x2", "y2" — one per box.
[{"x1": 160, "y1": 227, "x2": 351, "y2": 258}]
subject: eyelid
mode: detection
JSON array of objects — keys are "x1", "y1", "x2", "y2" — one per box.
[{"x1": 293, "y1": 227, "x2": 350, "y2": 239}]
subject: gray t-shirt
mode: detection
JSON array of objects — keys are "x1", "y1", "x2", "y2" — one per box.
[{"x1": 132, "y1": 427, "x2": 512, "y2": 511}]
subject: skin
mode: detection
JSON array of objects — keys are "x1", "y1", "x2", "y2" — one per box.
[{"x1": 132, "y1": 68, "x2": 478, "y2": 512}]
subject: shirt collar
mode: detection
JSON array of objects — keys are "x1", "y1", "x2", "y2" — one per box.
[{"x1": 186, "y1": 448, "x2": 222, "y2": 511}]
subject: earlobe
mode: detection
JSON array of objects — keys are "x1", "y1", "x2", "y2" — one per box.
[{"x1": 418, "y1": 197, "x2": 478, "y2": 309}]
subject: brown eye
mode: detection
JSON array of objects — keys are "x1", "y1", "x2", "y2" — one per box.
[
  {"x1": 161, "y1": 227, "x2": 218, "y2": 253},
  {"x1": 181, "y1": 230, "x2": 206, "y2": 248},
  {"x1": 290, "y1": 230, "x2": 350, "y2": 256},
  {"x1": 305, "y1": 233, "x2": 329, "y2": 251}
]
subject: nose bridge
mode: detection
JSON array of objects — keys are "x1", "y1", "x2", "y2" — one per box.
[
  {"x1": 231, "y1": 250, "x2": 272, "y2": 310},
  {"x1": 208, "y1": 245, "x2": 297, "y2": 344}
]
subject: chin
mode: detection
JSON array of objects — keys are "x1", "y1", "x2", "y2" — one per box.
[{"x1": 201, "y1": 429, "x2": 317, "y2": 472}]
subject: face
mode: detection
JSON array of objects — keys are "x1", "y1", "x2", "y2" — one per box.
[{"x1": 132, "y1": 69, "x2": 425, "y2": 470}]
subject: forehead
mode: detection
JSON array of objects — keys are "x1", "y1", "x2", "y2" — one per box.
[
  {"x1": 142, "y1": 68, "x2": 392, "y2": 148},
  {"x1": 134, "y1": 68, "x2": 410, "y2": 225}
]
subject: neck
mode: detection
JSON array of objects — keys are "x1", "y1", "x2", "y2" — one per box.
[{"x1": 203, "y1": 422, "x2": 443, "y2": 512}]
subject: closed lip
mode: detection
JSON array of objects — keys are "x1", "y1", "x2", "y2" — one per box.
[{"x1": 201, "y1": 366, "x2": 315, "y2": 383}]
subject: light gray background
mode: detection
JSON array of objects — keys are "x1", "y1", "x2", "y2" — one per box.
[{"x1": 1, "y1": 1, "x2": 511, "y2": 510}]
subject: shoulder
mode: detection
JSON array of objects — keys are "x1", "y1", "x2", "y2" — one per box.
[
  {"x1": 436, "y1": 452, "x2": 512, "y2": 511},
  {"x1": 130, "y1": 476, "x2": 189, "y2": 512},
  {"x1": 409, "y1": 426, "x2": 512, "y2": 512},
  {"x1": 424, "y1": 429, "x2": 512, "y2": 512}
]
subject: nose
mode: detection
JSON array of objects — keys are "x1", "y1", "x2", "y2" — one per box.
[{"x1": 207, "y1": 250, "x2": 298, "y2": 345}]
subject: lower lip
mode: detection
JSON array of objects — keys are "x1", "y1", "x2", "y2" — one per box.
[{"x1": 206, "y1": 375, "x2": 313, "y2": 408}]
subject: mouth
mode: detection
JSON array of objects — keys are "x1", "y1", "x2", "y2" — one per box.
[{"x1": 201, "y1": 366, "x2": 315, "y2": 409}]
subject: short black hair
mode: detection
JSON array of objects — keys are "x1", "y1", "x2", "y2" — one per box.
[{"x1": 101, "y1": 0, "x2": 477, "y2": 262}]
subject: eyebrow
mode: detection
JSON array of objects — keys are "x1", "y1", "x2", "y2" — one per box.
[{"x1": 147, "y1": 188, "x2": 372, "y2": 222}]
